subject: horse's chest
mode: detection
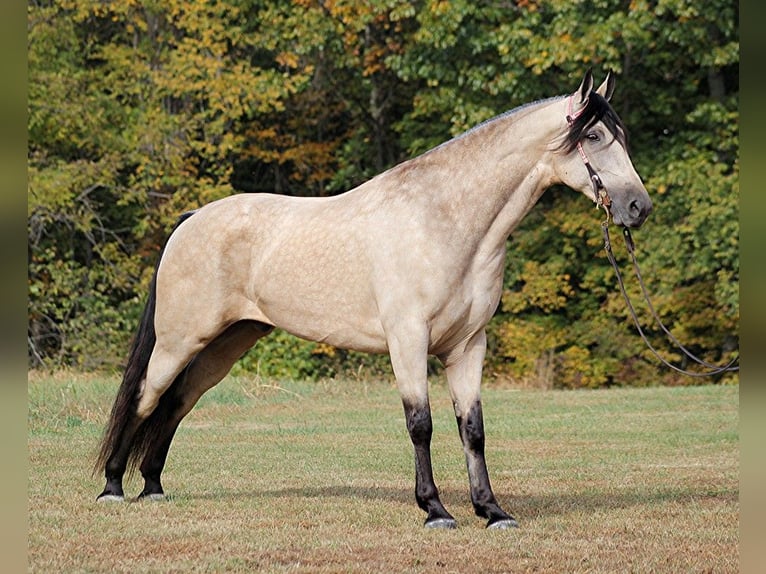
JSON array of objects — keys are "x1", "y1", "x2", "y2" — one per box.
[
  {"x1": 458, "y1": 274, "x2": 503, "y2": 325},
  {"x1": 428, "y1": 262, "x2": 504, "y2": 352}
]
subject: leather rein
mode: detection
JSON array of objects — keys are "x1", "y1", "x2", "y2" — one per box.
[{"x1": 567, "y1": 95, "x2": 739, "y2": 377}]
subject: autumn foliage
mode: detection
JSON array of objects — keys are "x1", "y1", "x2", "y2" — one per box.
[{"x1": 28, "y1": 0, "x2": 738, "y2": 387}]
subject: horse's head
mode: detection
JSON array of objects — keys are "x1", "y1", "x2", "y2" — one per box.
[{"x1": 554, "y1": 70, "x2": 652, "y2": 228}]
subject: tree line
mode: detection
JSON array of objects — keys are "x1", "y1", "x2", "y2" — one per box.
[{"x1": 28, "y1": 0, "x2": 739, "y2": 387}]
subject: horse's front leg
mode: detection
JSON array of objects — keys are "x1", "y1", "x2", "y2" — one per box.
[
  {"x1": 388, "y1": 325, "x2": 456, "y2": 529},
  {"x1": 441, "y1": 330, "x2": 518, "y2": 529}
]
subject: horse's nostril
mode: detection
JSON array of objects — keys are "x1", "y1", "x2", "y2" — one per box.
[{"x1": 626, "y1": 197, "x2": 653, "y2": 227}]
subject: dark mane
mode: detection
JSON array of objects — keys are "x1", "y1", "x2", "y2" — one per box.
[
  {"x1": 560, "y1": 91, "x2": 628, "y2": 153},
  {"x1": 415, "y1": 91, "x2": 628, "y2": 161}
]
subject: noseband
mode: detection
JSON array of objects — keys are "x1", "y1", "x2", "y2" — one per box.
[{"x1": 566, "y1": 94, "x2": 612, "y2": 215}]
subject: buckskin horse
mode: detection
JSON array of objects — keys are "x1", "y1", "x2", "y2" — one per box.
[{"x1": 95, "y1": 70, "x2": 652, "y2": 529}]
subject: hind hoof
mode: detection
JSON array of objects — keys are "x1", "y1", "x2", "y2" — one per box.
[
  {"x1": 424, "y1": 517, "x2": 458, "y2": 529},
  {"x1": 487, "y1": 518, "x2": 519, "y2": 530},
  {"x1": 96, "y1": 493, "x2": 125, "y2": 503}
]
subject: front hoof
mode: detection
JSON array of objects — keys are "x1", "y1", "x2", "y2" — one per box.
[
  {"x1": 487, "y1": 517, "x2": 519, "y2": 530},
  {"x1": 137, "y1": 492, "x2": 166, "y2": 502},
  {"x1": 424, "y1": 517, "x2": 458, "y2": 529},
  {"x1": 96, "y1": 493, "x2": 125, "y2": 503}
]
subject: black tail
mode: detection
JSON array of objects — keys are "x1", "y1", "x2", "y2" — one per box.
[{"x1": 94, "y1": 211, "x2": 196, "y2": 476}]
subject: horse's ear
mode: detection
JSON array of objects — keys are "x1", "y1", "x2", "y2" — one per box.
[
  {"x1": 576, "y1": 68, "x2": 594, "y2": 103},
  {"x1": 595, "y1": 70, "x2": 616, "y2": 101}
]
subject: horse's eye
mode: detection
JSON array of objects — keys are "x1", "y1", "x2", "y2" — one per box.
[{"x1": 585, "y1": 132, "x2": 600, "y2": 142}]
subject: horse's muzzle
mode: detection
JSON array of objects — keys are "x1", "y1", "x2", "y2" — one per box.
[{"x1": 613, "y1": 194, "x2": 652, "y2": 228}]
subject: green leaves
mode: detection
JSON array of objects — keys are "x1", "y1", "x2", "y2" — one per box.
[
  {"x1": 28, "y1": 0, "x2": 738, "y2": 386},
  {"x1": 28, "y1": 0, "x2": 298, "y2": 366}
]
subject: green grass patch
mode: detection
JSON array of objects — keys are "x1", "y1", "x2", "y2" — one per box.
[{"x1": 29, "y1": 372, "x2": 738, "y2": 572}]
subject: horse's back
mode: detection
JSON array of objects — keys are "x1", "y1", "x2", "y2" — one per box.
[{"x1": 155, "y1": 193, "x2": 389, "y2": 352}]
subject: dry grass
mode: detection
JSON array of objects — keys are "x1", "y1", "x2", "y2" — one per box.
[{"x1": 28, "y1": 372, "x2": 738, "y2": 573}]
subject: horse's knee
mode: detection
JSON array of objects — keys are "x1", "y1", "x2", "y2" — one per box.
[
  {"x1": 404, "y1": 402, "x2": 433, "y2": 445},
  {"x1": 457, "y1": 402, "x2": 486, "y2": 453}
]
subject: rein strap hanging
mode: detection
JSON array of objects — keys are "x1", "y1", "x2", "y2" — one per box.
[
  {"x1": 568, "y1": 94, "x2": 735, "y2": 376},
  {"x1": 601, "y1": 222, "x2": 739, "y2": 377}
]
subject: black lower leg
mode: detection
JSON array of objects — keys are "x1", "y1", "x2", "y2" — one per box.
[
  {"x1": 404, "y1": 402, "x2": 455, "y2": 527},
  {"x1": 136, "y1": 374, "x2": 191, "y2": 500},
  {"x1": 457, "y1": 402, "x2": 517, "y2": 528},
  {"x1": 98, "y1": 417, "x2": 143, "y2": 500},
  {"x1": 99, "y1": 460, "x2": 126, "y2": 499},
  {"x1": 138, "y1": 418, "x2": 182, "y2": 499}
]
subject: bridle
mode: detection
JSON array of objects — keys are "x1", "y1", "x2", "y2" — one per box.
[
  {"x1": 566, "y1": 94, "x2": 612, "y2": 217},
  {"x1": 566, "y1": 93, "x2": 739, "y2": 378}
]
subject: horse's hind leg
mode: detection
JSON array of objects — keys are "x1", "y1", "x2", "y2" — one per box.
[
  {"x1": 441, "y1": 330, "x2": 517, "y2": 529},
  {"x1": 137, "y1": 320, "x2": 273, "y2": 500},
  {"x1": 98, "y1": 345, "x2": 197, "y2": 502}
]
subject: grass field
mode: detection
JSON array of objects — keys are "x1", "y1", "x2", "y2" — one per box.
[{"x1": 28, "y1": 372, "x2": 738, "y2": 573}]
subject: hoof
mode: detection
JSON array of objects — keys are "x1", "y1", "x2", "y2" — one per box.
[
  {"x1": 96, "y1": 493, "x2": 125, "y2": 503},
  {"x1": 424, "y1": 517, "x2": 458, "y2": 529},
  {"x1": 487, "y1": 518, "x2": 519, "y2": 530},
  {"x1": 137, "y1": 492, "x2": 166, "y2": 502}
]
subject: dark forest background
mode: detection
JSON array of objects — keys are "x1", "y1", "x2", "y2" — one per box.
[{"x1": 28, "y1": 0, "x2": 738, "y2": 387}]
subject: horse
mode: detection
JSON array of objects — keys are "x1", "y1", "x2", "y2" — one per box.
[{"x1": 95, "y1": 70, "x2": 652, "y2": 529}]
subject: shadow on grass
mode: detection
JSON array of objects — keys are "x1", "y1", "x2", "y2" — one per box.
[
  {"x1": 503, "y1": 487, "x2": 739, "y2": 522},
  {"x1": 179, "y1": 483, "x2": 738, "y2": 523},
  {"x1": 183, "y1": 485, "x2": 413, "y2": 506}
]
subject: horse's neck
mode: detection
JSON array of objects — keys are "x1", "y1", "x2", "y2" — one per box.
[
  {"x1": 425, "y1": 100, "x2": 562, "y2": 256},
  {"x1": 347, "y1": 97, "x2": 563, "y2": 264}
]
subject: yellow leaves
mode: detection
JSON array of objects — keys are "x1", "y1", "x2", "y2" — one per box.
[
  {"x1": 324, "y1": 0, "x2": 375, "y2": 27},
  {"x1": 283, "y1": 140, "x2": 342, "y2": 185},
  {"x1": 494, "y1": 319, "x2": 563, "y2": 380},
  {"x1": 516, "y1": 0, "x2": 539, "y2": 12},
  {"x1": 428, "y1": 0, "x2": 452, "y2": 17},
  {"x1": 243, "y1": 119, "x2": 342, "y2": 187},
  {"x1": 312, "y1": 343, "x2": 337, "y2": 358},
  {"x1": 363, "y1": 45, "x2": 388, "y2": 77},
  {"x1": 556, "y1": 346, "x2": 608, "y2": 389},
  {"x1": 277, "y1": 51, "x2": 300, "y2": 69},
  {"x1": 498, "y1": 320, "x2": 564, "y2": 357},
  {"x1": 503, "y1": 260, "x2": 575, "y2": 314},
  {"x1": 63, "y1": 0, "x2": 141, "y2": 22},
  {"x1": 493, "y1": 320, "x2": 609, "y2": 389}
]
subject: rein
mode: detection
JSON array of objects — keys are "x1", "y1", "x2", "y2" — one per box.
[
  {"x1": 600, "y1": 224, "x2": 739, "y2": 377},
  {"x1": 567, "y1": 94, "x2": 739, "y2": 377}
]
